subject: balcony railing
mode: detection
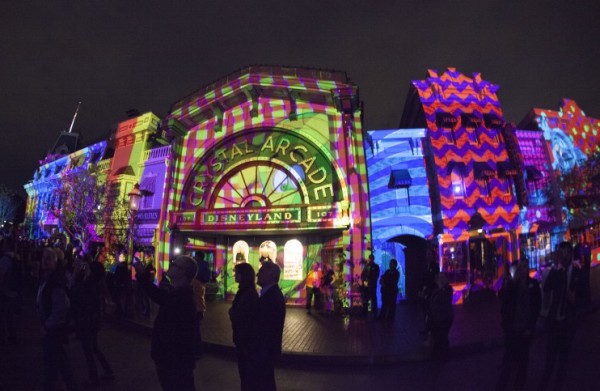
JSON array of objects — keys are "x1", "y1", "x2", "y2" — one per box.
[{"x1": 143, "y1": 146, "x2": 171, "y2": 162}]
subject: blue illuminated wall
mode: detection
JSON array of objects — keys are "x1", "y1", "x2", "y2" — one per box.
[{"x1": 366, "y1": 128, "x2": 432, "y2": 299}]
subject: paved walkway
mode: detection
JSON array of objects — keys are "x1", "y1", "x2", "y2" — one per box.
[
  {"x1": 120, "y1": 266, "x2": 600, "y2": 366},
  {"x1": 122, "y1": 288, "x2": 505, "y2": 366}
]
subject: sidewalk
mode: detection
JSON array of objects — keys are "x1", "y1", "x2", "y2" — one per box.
[
  {"x1": 121, "y1": 263, "x2": 600, "y2": 367},
  {"x1": 120, "y1": 288, "x2": 506, "y2": 366}
]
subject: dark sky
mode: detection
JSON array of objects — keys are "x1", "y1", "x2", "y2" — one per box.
[{"x1": 2, "y1": 0, "x2": 599, "y2": 194}]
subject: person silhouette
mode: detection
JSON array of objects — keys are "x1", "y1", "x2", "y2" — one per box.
[
  {"x1": 250, "y1": 261, "x2": 286, "y2": 391},
  {"x1": 135, "y1": 256, "x2": 198, "y2": 391},
  {"x1": 229, "y1": 262, "x2": 259, "y2": 391}
]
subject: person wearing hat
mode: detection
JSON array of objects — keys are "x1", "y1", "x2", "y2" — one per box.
[{"x1": 135, "y1": 255, "x2": 198, "y2": 391}]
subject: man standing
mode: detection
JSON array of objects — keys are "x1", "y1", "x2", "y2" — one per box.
[
  {"x1": 379, "y1": 258, "x2": 400, "y2": 321},
  {"x1": 496, "y1": 259, "x2": 541, "y2": 391},
  {"x1": 538, "y1": 241, "x2": 580, "y2": 391},
  {"x1": 360, "y1": 254, "x2": 380, "y2": 317},
  {"x1": 112, "y1": 252, "x2": 129, "y2": 319},
  {"x1": 252, "y1": 261, "x2": 286, "y2": 391},
  {"x1": 135, "y1": 255, "x2": 197, "y2": 391}
]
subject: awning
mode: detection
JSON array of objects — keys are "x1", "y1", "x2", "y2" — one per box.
[
  {"x1": 113, "y1": 165, "x2": 135, "y2": 176},
  {"x1": 388, "y1": 169, "x2": 412, "y2": 189},
  {"x1": 473, "y1": 162, "x2": 496, "y2": 180},
  {"x1": 436, "y1": 112, "x2": 457, "y2": 129},
  {"x1": 446, "y1": 161, "x2": 468, "y2": 176},
  {"x1": 461, "y1": 113, "x2": 483, "y2": 128},
  {"x1": 525, "y1": 166, "x2": 543, "y2": 181},
  {"x1": 497, "y1": 161, "x2": 519, "y2": 177},
  {"x1": 484, "y1": 113, "x2": 504, "y2": 129},
  {"x1": 140, "y1": 175, "x2": 156, "y2": 196}
]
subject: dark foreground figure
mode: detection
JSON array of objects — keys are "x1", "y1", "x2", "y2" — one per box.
[{"x1": 136, "y1": 255, "x2": 198, "y2": 391}]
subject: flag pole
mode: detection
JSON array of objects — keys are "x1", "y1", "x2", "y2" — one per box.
[{"x1": 67, "y1": 101, "x2": 81, "y2": 133}]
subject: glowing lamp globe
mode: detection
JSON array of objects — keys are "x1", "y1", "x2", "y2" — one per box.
[{"x1": 128, "y1": 183, "x2": 142, "y2": 212}]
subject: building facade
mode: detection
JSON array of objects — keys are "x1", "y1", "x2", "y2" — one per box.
[
  {"x1": 392, "y1": 68, "x2": 521, "y2": 300},
  {"x1": 24, "y1": 135, "x2": 109, "y2": 247},
  {"x1": 519, "y1": 99, "x2": 600, "y2": 263},
  {"x1": 24, "y1": 66, "x2": 600, "y2": 306},
  {"x1": 158, "y1": 66, "x2": 371, "y2": 302}
]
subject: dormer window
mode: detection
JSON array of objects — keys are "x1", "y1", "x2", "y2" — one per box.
[
  {"x1": 484, "y1": 113, "x2": 503, "y2": 143},
  {"x1": 461, "y1": 113, "x2": 482, "y2": 144},
  {"x1": 436, "y1": 113, "x2": 457, "y2": 144},
  {"x1": 473, "y1": 162, "x2": 495, "y2": 197}
]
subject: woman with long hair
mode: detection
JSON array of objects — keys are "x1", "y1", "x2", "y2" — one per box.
[{"x1": 229, "y1": 262, "x2": 259, "y2": 391}]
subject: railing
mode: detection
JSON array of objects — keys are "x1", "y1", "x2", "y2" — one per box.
[{"x1": 143, "y1": 146, "x2": 171, "y2": 162}]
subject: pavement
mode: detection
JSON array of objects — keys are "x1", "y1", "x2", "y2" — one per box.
[
  {"x1": 111, "y1": 266, "x2": 600, "y2": 368},
  {"x1": 119, "y1": 265, "x2": 600, "y2": 367},
  {"x1": 4, "y1": 291, "x2": 599, "y2": 391},
  {"x1": 120, "y1": 287, "x2": 506, "y2": 366}
]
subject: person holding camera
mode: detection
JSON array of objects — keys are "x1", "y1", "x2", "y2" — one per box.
[{"x1": 134, "y1": 255, "x2": 198, "y2": 391}]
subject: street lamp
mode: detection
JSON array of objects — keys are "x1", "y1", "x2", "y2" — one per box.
[{"x1": 127, "y1": 183, "x2": 142, "y2": 268}]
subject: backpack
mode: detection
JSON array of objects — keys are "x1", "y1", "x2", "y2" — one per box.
[{"x1": 196, "y1": 259, "x2": 211, "y2": 283}]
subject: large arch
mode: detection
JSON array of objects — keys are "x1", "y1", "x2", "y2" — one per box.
[
  {"x1": 181, "y1": 127, "x2": 349, "y2": 212},
  {"x1": 381, "y1": 234, "x2": 431, "y2": 301}
]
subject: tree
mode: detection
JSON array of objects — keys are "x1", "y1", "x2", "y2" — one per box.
[
  {"x1": 54, "y1": 165, "x2": 106, "y2": 252},
  {"x1": 0, "y1": 185, "x2": 25, "y2": 224}
]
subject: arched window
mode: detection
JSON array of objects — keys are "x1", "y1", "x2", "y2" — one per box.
[
  {"x1": 211, "y1": 162, "x2": 304, "y2": 209},
  {"x1": 283, "y1": 239, "x2": 303, "y2": 281},
  {"x1": 232, "y1": 240, "x2": 249, "y2": 265},
  {"x1": 259, "y1": 240, "x2": 277, "y2": 262}
]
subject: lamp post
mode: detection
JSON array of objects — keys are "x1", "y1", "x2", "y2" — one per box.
[{"x1": 127, "y1": 183, "x2": 142, "y2": 268}]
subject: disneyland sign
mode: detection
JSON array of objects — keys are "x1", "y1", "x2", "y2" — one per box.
[
  {"x1": 170, "y1": 204, "x2": 350, "y2": 231},
  {"x1": 201, "y1": 208, "x2": 301, "y2": 225}
]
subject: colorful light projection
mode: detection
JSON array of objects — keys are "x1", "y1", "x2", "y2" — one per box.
[
  {"x1": 532, "y1": 100, "x2": 600, "y2": 167},
  {"x1": 523, "y1": 100, "x2": 600, "y2": 236},
  {"x1": 24, "y1": 141, "x2": 108, "y2": 242},
  {"x1": 160, "y1": 66, "x2": 371, "y2": 302},
  {"x1": 406, "y1": 68, "x2": 520, "y2": 284},
  {"x1": 105, "y1": 113, "x2": 165, "y2": 254},
  {"x1": 366, "y1": 128, "x2": 432, "y2": 299},
  {"x1": 514, "y1": 129, "x2": 560, "y2": 236},
  {"x1": 409, "y1": 69, "x2": 520, "y2": 235}
]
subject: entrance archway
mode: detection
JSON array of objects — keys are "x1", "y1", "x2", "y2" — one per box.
[{"x1": 386, "y1": 235, "x2": 429, "y2": 301}]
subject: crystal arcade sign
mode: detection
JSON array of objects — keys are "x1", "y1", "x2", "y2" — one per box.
[{"x1": 174, "y1": 128, "x2": 351, "y2": 231}]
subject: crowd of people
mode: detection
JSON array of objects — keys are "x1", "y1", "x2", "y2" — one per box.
[
  {"x1": 0, "y1": 234, "x2": 118, "y2": 390},
  {"x1": 0, "y1": 231, "x2": 289, "y2": 391},
  {"x1": 0, "y1": 229, "x2": 595, "y2": 390},
  {"x1": 133, "y1": 255, "x2": 286, "y2": 391}
]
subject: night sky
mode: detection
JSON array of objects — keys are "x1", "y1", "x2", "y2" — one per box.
[{"x1": 2, "y1": 1, "x2": 599, "y2": 194}]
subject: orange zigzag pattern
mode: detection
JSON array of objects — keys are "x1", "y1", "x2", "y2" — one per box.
[{"x1": 441, "y1": 205, "x2": 520, "y2": 230}]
